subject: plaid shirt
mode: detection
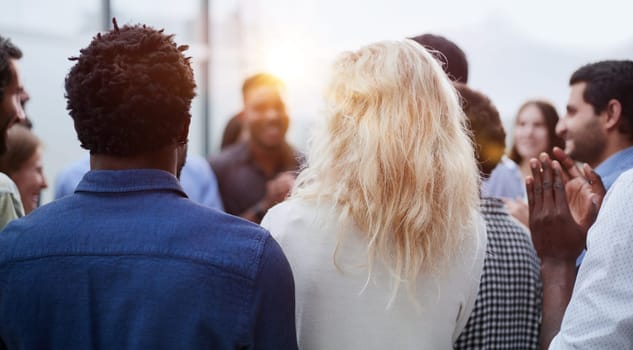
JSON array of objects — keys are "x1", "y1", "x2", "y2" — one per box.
[{"x1": 454, "y1": 197, "x2": 542, "y2": 350}]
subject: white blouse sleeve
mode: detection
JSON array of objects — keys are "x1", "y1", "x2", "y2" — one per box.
[{"x1": 452, "y1": 213, "x2": 487, "y2": 341}]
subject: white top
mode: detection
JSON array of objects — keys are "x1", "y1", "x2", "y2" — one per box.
[
  {"x1": 550, "y1": 168, "x2": 633, "y2": 349},
  {"x1": 262, "y1": 198, "x2": 487, "y2": 350}
]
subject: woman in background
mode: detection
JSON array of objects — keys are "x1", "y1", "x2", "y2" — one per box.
[
  {"x1": 504, "y1": 100, "x2": 564, "y2": 225},
  {"x1": 510, "y1": 100, "x2": 564, "y2": 179},
  {"x1": 0, "y1": 124, "x2": 48, "y2": 214},
  {"x1": 262, "y1": 40, "x2": 486, "y2": 349}
]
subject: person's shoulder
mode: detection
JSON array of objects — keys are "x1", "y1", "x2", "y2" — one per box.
[
  {"x1": 174, "y1": 202, "x2": 277, "y2": 279},
  {"x1": 597, "y1": 168, "x2": 633, "y2": 216},
  {"x1": 210, "y1": 143, "x2": 248, "y2": 164},
  {"x1": 0, "y1": 199, "x2": 59, "y2": 263},
  {"x1": 480, "y1": 198, "x2": 539, "y2": 264},
  {"x1": 209, "y1": 142, "x2": 248, "y2": 171},
  {"x1": 261, "y1": 198, "x2": 328, "y2": 243},
  {"x1": 612, "y1": 167, "x2": 633, "y2": 186},
  {"x1": 2, "y1": 197, "x2": 275, "y2": 282},
  {"x1": 454, "y1": 209, "x2": 488, "y2": 269},
  {"x1": 0, "y1": 172, "x2": 18, "y2": 194},
  {"x1": 1, "y1": 195, "x2": 77, "y2": 235},
  {"x1": 600, "y1": 168, "x2": 633, "y2": 204}
]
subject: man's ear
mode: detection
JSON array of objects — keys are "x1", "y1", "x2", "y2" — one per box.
[
  {"x1": 178, "y1": 117, "x2": 191, "y2": 144},
  {"x1": 604, "y1": 99, "x2": 623, "y2": 132}
]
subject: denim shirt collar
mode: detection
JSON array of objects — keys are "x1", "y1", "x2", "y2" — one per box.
[{"x1": 75, "y1": 169, "x2": 187, "y2": 197}]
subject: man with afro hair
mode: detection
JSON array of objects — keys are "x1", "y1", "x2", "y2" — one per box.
[{"x1": 0, "y1": 20, "x2": 297, "y2": 349}]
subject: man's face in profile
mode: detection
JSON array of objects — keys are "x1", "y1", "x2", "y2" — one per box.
[{"x1": 0, "y1": 59, "x2": 26, "y2": 154}]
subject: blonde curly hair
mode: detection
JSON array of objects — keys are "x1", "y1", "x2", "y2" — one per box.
[{"x1": 292, "y1": 39, "x2": 480, "y2": 305}]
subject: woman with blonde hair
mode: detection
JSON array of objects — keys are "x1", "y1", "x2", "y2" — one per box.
[{"x1": 261, "y1": 40, "x2": 486, "y2": 349}]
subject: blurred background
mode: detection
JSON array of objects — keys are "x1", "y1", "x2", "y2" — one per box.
[{"x1": 1, "y1": 0, "x2": 631, "y2": 203}]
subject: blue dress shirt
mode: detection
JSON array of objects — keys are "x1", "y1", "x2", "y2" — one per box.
[{"x1": 0, "y1": 169, "x2": 297, "y2": 349}]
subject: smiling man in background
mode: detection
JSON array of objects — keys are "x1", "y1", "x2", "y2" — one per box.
[
  {"x1": 556, "y1": 60, "x2": 633, "y2": 190},
  {"x1": 210, "y1": 73, "x2": 302, "y2": 223}
]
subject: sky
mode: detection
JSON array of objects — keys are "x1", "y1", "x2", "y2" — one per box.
[{"x1": 237, "y1": 0, "x2": 631, "y2": 85}]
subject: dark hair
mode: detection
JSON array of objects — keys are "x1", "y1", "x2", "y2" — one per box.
[
  {"x1": 241, "y1": 73, "x2": 284, "y2": 100},
  {"x1": 455, "y1": 83, "x2": 505, "y2": 178},
  {"x1": 409, "y1": 33, "x2": 468, "y2": 83},
  {"x1": 0, "y1": 124, "x2": 40, "y2": 175},
  {"x1": 509, "y1": 100, "x2": 564, "y2": 164},
  {"x1": 0, "y1": 36, "x2": 23, "y2": 100},
  {"x1": 570, "y1": 60, "x2": 633, "y2": 138},
  {"x1": 64, "y1": 20, "x2": 196, "y2": 156}
]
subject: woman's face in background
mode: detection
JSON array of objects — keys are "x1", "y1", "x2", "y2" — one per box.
[
  {"x1": 513, "y1": 104, "x2": 549, "y2": 160},
  {"x1": 11, "y1": 147, "x2": 47, "y2": 214}
]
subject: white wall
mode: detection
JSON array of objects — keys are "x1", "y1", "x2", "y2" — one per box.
[{"x1": 1, "y1": 0, "x2": 632, "y2": 205}]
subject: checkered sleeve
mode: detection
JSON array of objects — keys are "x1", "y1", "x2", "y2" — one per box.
[{"x1": 454, "y1": 198, "x2": 542, "y2": 350}]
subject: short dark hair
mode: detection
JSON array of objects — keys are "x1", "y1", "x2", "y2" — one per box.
[
  {"x1": 0, "y1": 36, "x2": 23, "y2": 100},
  {"x1": 455, "y1": 83, "x2": 505, "y2": 178},
  {"x1": 64, "y1": 20, "x2": 196, "y2": 156},
  {"x1": 409, "y1": 33, "x2": 468, "y2": 83},
  {"x1": 241, "y1": 73, "x2": 284, "y2": 100},
  {"x1": 509, "y1": 100, "x2": 564, "y2": 164},
  {"x1": 570, "y1": 60, "x2": 633, "y2": 137}
]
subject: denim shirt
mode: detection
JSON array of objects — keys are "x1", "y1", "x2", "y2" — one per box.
[{"x1": 0, "y1": 169, "x2": 297, "y2": 349}]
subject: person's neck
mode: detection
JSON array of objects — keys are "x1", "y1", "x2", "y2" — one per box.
[
  {"x1": 248, "y1": 141, "x2": 286, "y2": 177},
  {"x1": 90, "y1": 145, "x2": 179, "y2": 176}
]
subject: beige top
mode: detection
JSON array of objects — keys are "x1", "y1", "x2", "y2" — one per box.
[
  {"x1": 262, "y1": 198, "x2": 486, "y2": 350},
  {"x1": 0, "y1": 172, "x2": 23, "y2": 230}
]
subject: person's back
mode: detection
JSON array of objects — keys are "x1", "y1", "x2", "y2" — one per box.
[
  {"x1": 453, "y1": 84, "x2": 542, "y2": 349},
  {"x1": 0, "y1": 20, "x2": 296, "y2": 349},
  {"x1": 0, "y1": 169, "x2": 294, "y2": 348},
  {"x1": 262, "y1": 40, "x2": 486, "y2": 349},
  {"x1": 454, "y1": 197, "x2": 541, "y2": 349},
  {"x1": 263, "y1": 199, "x2": 484, "y2": 349}
]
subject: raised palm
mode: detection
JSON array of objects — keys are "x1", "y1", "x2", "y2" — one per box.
[{"x1": 552, "y1": 147, "x2": 605, "y2": 234}]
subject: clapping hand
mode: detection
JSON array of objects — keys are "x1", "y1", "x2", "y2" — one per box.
[
  {"x1": 551, "y1": 147, "x2": 605, "y2": 233},
  {"x1": 527, "y1": 153, "x2": 585, "y2": 262}
]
